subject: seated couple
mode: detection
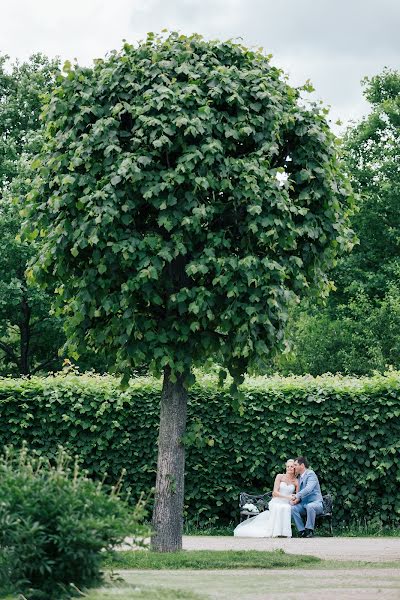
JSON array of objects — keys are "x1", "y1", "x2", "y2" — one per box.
[{"x1": 234, "y1": 456, "x2": 323, "y2": 538}]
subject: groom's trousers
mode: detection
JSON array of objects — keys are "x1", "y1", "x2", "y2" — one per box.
[{"x1": 291, "y1": 501, "x2": 323, "y2": 531}]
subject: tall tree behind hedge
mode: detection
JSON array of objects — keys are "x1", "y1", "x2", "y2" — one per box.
[
  {"x1": 23, "y1": 32, "x2": 354, "y2": 551},
  {"x1": 276, "y1": 69, "x2": 400, "y2": 376},
  {"x1": 0, "y1": 54, "x2": 66, "y2": 375},
  {"x1": 0, "y1": 54, "x2": 59, "y2": 187},
  {"x1": 337, "y1": 68, "x2": 400, "y2": 301}
]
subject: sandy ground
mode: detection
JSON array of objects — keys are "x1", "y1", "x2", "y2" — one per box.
[
  {"x1": 121, "y1": 536, "x2": 400, "y2": 563},
  {"x1": 118, "y1": 568, "x2": 400, "y2": 600}
]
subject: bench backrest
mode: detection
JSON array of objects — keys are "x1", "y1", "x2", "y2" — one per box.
[
  {"x1": 239, "y1": 490, "x2": 334, "y2": 515},
  {"x1": 239, "y1": 491, "x2": 272, "y2": 511}
]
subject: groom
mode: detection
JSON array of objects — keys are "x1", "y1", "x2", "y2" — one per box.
[{"x1": 290, "y1": 456, "x2": 323, "y2": 538}]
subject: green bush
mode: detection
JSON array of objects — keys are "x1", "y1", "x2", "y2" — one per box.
[
  {"x1": 0, "y1": 445, "x2": 148, "y2": 600},
  {"x1": 0, "y1": 372, "x2": 399, "y2": 527}
]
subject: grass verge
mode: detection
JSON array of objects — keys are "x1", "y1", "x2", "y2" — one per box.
[
  {"x1": 85, "y1": 584, "x2": 206, "y2": 600},
  {"x1": 103, "y1": 549, "x2": 320, "y2": 570}
]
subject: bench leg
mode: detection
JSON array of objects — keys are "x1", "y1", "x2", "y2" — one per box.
[{"x1": 329, "y1": 516, "x2": 333, "y2": 536}]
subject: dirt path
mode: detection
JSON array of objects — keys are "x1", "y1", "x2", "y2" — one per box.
[
  {"x1": 119, "y1": 568, "x2": 400, "y2": 600},
  {"x1": 181, "y1": 536, "x2": 400, "y2": 562}
]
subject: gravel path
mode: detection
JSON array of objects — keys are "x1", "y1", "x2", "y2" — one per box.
[{"x1": 181, "y1": 536, "x2": 400, "y2": 562}]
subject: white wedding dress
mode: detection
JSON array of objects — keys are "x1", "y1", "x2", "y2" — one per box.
[{"x1": 233, "y1": 482, "x2": 294, "y2": 538}]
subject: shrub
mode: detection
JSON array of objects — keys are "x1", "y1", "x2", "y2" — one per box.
[
  {"x1": 0, "y1": 445, "x2": 148, "y2": 600},
  {"x1": 0, "y1": 372, "x2": 399, "y2": 527}
]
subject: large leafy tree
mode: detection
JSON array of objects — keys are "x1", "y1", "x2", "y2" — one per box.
[
  {"x1": 276, "y1": 69, "x2": 400, "y2": 376},
  {"x1": 0, "y1": 54, "x2": 65, "y2": 375},
  {"x1": 0, "y1": 54, "x2": 59, "y2": 187},
  {"x1": 24, "y1": 33, "x2": 354, "y2": 550},
  {"x1": 335, "y1": 68, "x2": 400, "y2": 302}
]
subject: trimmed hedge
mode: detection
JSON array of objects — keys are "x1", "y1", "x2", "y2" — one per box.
[{"x1": 0, "y1": 372, "x2": 399, "y2": 526}]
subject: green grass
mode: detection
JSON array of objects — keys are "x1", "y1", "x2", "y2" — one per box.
[{"x1": 103, "y1": 549, "x2": 320, "y2": 570}]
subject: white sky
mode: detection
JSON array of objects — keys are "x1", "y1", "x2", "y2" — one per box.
[{"x1": 1, "y1": 0, "x2": 399, "y2": 130}]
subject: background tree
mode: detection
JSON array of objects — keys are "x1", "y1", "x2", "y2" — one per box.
[
  {"x1": 0, "y1": 54, "x2": 65, "y2": 375},
  {"x1": 0, "y1": 54, "x2": 59, "y2": 188},
  {"x1": 335, "y1": 68, "x2": 400, "y2": 304},
  {"x1": 275, "y1": 69, "x2": 400, "y2": 375},
  {"x1": 24, "y1": 32, "x2": 354, "y2": 550},
  {"x1": 0, "y1": 54, "x2": 110, "y2": 375}
]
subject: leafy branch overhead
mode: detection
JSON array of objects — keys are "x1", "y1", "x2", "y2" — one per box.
[{"x1": 23, "y1": 32, "x2": 355, "y2": 384}]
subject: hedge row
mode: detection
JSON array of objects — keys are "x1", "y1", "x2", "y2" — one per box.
[{"x1": 0, "y1": 372, "x2": 399, "y2": 526}]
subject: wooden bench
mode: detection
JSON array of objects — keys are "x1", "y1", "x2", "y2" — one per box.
[{"x1": 239, "y1": 491, "x2": 334, "y2": 535}]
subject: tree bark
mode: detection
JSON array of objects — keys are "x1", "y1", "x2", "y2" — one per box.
[
  {"x1": 19, "y1": 291, "x2": 31, "y2": 376},
  {"x1": 151, "y1": 366, "x2": 188, "y2": 552}
]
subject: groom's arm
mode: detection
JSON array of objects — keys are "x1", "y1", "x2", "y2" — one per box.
[{"x1": 295, "y1": 472, "x2": 318, "y2": 501}]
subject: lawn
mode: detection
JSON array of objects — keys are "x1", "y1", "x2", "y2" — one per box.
[
  {"x1": 3, "y1": 550, "x2": 398, "y2": 600},
  {"x1": 89, "y1": 565, "x2": 400, "y2": 600},
  {"x1": 102, "y1": 548, "x2": 320, "y2": 570}
]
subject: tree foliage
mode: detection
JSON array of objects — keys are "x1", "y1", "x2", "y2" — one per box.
[
  {"x1": 335, "y1": 68, "x2": 400, "y2": 302},
  {"x1": 275, "y1": 69, "x2": 400, "y2": 376},
  {"x1": 24, "y1": 32, "x2": 354, "y2": 384},
  {"x1": 0, "y1": 54, "x2": 64, "y2": 375},
  {"x1": 0, "y1": 54, "x2": 59, "y2": 187},
  {"x1": 276, "y1": 287, "x2": 400, "y2": 376},
  {"x1": 0, "y1": 191, "x2": 64, "y2": 375}
]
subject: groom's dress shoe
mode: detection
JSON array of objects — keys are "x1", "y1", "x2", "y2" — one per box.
[
  {"x1": 298, "y1": 530, "x2": 306, "y2": 537},
  {"x1": 304, "y1": 529, "x2": 314, "y2": 538}
]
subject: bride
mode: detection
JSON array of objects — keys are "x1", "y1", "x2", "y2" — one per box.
[{"x1": 234, "y1": 459, "x2": 298, "y2": 538}]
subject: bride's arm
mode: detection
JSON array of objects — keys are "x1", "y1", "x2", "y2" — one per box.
[{"x1": 272, "y1": 474, "x2": 288, "y2": 498}]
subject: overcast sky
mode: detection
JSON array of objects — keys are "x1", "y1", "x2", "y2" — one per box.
[{"x1": 1, "y1": 0, "x2": 399, "y2": 130}]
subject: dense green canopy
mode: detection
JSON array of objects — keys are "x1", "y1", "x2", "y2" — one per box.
[{"x1": 24, "y1": 33, "x2": 354, "y2": 383}]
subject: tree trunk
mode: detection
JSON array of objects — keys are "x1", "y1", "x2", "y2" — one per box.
[
  {"x1": 151, "y1": 366, "x2": 188, "y2": 552},
  {"x1": 19, "y1": 291, "x2": 31, "y2": 376}
]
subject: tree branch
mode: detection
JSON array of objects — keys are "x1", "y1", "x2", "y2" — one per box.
[
  {"x1": 31, "y1": 355, "x2": 60, "y2": 375},
  {"x1": 0, "y1": 340, "x2": 19, "y2": 365}
]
